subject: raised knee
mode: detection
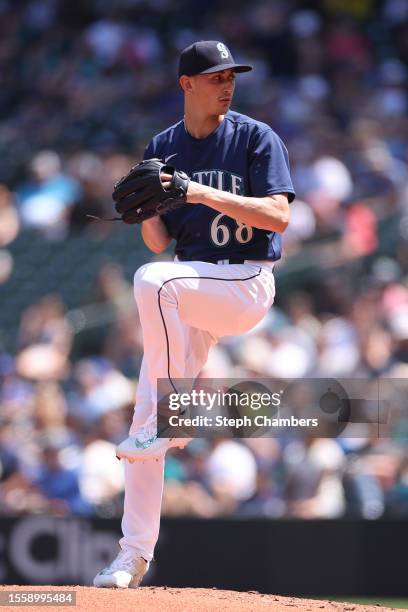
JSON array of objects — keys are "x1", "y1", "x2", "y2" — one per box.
[{"x1": 133, "y1": 263, "x2": 164, "y2": 299}]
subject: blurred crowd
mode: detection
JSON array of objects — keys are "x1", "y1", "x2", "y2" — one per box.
[
  {"x1": 2, "y1": 262, "x2": 408, "y2": 520},
  {"x1": 1, "y1": 0, "x2": 408, "y2": 519}
]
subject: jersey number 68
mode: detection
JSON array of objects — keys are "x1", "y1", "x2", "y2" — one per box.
[{"x1": 210, "y1": 213, "x2": 253, "y2": 246}]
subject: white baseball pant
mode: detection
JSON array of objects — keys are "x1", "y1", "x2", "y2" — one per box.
[{"x1": 119, "y1": 259, "x2": 275, "y2": 560}]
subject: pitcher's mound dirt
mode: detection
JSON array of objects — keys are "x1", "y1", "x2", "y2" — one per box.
[{"x1": 0, "y1": 585, "x2": 399, "y2": 611}]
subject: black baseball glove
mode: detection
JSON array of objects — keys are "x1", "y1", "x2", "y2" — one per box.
[{"x1": 112, "y1": 158, "x2": 190, "y2": 224}]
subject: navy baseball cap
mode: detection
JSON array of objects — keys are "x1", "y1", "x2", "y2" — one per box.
[{"x1": 178, "y1": 41, "x2": 252, "y2": 77}]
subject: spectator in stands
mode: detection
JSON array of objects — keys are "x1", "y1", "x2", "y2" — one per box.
[
  {"x1": 33, "y1": 437, "x2": 93, "y2": 516},
  {"x1": 16, "y1": 151, "x2": 81, "y2": 239},
  {"x1": 16, "y1": 295, "x2": 73, "y2": 381},
  {"x1": 0, "y1": 185, "x2": 19, "y2": 247}
]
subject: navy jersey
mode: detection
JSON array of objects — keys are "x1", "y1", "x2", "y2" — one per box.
[{"x1": 144, "y1": 110, "x2": 295, "y2": 262}]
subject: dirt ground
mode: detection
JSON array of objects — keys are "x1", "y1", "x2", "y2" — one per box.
[{"x1": 0, "y1": 585, "x2": 399, "y2": 611}]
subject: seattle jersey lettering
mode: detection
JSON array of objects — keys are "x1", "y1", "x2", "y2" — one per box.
[
  {"x1": 192, "y1": 170, "x2": 251, "y2": 247},
  {"x1": 192, "y1": 170, "x2": 244, "y2": 195}
]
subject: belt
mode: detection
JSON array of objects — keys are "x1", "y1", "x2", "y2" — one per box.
[
  {"x1": 175, "y1": 255, "x2": 275, "y2": 269},
  {"x1": 215, "y1": 257, "x2": 250, "y2": 264},
  {"x1": 215, "y1": 258, "x2": 274, "y2": 269}
]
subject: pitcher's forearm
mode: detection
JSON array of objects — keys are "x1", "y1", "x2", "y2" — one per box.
[
  {"x1": 186, "y1": 181, "x2": 290, "y2": 233},
  {"x1": 141, "y1": 217, "x2": 172, "y2": 253}
]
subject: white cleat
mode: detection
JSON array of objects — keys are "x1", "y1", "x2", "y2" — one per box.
[
  {"x1": 116, "y1": 416, "x2": 190, "y2": 462},
  {"x1": 116, "y1": 434, "x2": 190, "y2": 462},
  {"x1": 93, "y1": 546, "x2": 149, "y2": 588}
]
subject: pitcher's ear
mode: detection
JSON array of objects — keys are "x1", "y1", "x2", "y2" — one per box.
[{"x1": 179, "y1": 75, "x2": 193, "y2": 93}]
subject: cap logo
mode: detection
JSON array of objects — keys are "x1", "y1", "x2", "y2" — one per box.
[{"x1": 217, "y1": 42, "x2": 229, "y2": 59}]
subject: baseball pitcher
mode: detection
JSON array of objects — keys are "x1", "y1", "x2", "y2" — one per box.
[{"x1": 94, "y1": 40, "x2": 295, "y2": 588}]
